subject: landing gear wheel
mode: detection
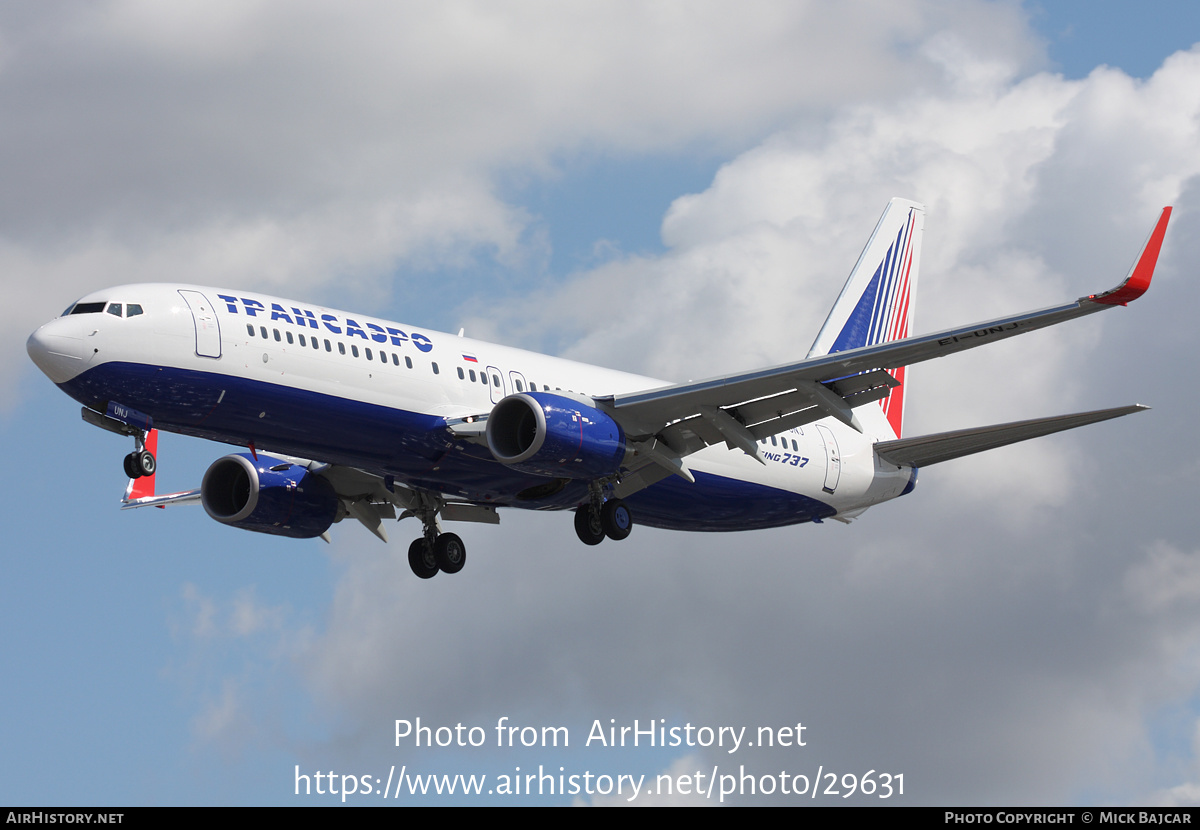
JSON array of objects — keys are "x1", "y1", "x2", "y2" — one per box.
[
  {"x1": 434, "y1": 533, "x2": 466, "y2": 574},
  {"x1": 574, "y1": 506, "x2": 605, "y2": 546},
  {"x1": 601, "y1": 498, "x2": 632, "y2": 541},
  {"x1": 408, "y1": 538, "x2": 439, "y2": 579},
  {"x1": 135, "y1": 450, "x2": 156, "y2": 477},
  {"x1": 123, "y1": 453, "x2": 140, "y2": 479}
]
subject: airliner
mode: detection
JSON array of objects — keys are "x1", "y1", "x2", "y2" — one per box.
[{"x1": 26, "y1": 199, "x2": 1171, "y2": 579}]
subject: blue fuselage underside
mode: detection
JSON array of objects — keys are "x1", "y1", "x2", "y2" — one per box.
[{"x1": 61, "y1": 361, "x2": 835, "y2": 531}]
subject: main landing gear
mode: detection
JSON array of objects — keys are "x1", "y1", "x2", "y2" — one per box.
[
  {"x1": 407, "y1": 532, "x2": 466, "y2": 580},
  {"x1": 403, "y1": 492, "x2": 467, "y2": 579},
  {"x1": 573, "y1": 496, "x2": 633, "y2": 546}
]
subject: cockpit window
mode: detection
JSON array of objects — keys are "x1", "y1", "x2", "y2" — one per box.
[
  {"x1": 126, "y1": 304, "x2": 143, "y2": 317},
  {"x1": 107, "y1": 303, "x2": 123, "y2": 317},
  {"x1": 69, "y1": 302, "x2": 106, "y2": 315}
]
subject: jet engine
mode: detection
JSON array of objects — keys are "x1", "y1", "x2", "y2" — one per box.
[
  {"x1": 200, "y1": 453, "x2": 338, "y2": 538},
  {"x1": 486, "y1": 392, "x2": 625, "y2": 479}
]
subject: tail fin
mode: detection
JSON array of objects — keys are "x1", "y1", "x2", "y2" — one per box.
[{"x1": 807, "y1": 198, "x2": 924, "y2": 439}]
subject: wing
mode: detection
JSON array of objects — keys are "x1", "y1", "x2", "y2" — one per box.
[
  {"x1": 599, "y1": 207, "x2": 1170, "y2": 490},
  {"x1": 119, "y1": 442, "x2": 497, "y2": 542}
]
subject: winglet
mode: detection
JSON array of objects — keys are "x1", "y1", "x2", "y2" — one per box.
[{"x1": 1089, "y1": 207, "x2": 1172, "y2": 306}]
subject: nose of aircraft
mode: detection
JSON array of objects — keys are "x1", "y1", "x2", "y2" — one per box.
[{"x1": 27, "y1": 316, "x2": 86, "y2": 384}]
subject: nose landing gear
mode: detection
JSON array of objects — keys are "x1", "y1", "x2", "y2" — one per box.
[{"x1": 123, "y1": 448, "x2": 156, "y2": 479}]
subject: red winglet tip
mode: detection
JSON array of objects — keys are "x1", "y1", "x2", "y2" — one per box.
[
  {"x1": 249, "y1": 440, "x2": 258, "y2": 461},
  {"x1": 1091, "y1": 206, "x2": 1171, "y2": 306}
]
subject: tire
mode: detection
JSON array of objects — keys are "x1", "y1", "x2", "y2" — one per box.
[
  {"x1": 135, "y1": 450, "x2": 156, "y2": 477},
  {"x1": 434, "y1": 533, "x2": 466, "y2": 574},
  {"x1": 573, "y1": 506, "x2": 605, "y2": 546},
  {"x1": 408, "y1": 538, "x2": 439, "y2": 579},
  {"x1": 123, "y1": 453, "x2": 141, "y2": 479},
  {"x1": 601, "y1": 498, "x2": 632, "y2": 541}
]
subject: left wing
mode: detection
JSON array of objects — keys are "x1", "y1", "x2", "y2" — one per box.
[
  {"x1": 118, "y1": 436, "x2": 497, "y2": 542},
  {"x1": 599, "y1": 207, "x2": 1170, "y2": 476}
]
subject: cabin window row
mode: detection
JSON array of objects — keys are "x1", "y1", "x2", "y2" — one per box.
[
  {"x1": 761, "y1": 435, "x2": 800, "y2": 451},
  {"x1": 453, "y1": 366, "x2": 560, "y2": 394},
  {"x1": 247, "y1": 323, "x2": 577, "y2": 391},
  {"x1": 247, "y1": 324, "x2": 418, "y2": 370}
]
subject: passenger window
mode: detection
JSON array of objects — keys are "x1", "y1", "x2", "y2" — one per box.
[
  {"x1": 324, "y1": 339, "x2": 332, "y2": 352},
  {"x1": 247, "y1": 324, "x2": 254, "y2": 336},
  {"x1": 126, "y1": 304, "x2": 143, "y2": 317},
  {"x1": 338, "y1": 342, "x2": 345, "y2": 355},
  {"x1": 457, "y1": 367, "x2": 464, "y2": 379},
  {"x1": 351, "y1": 345, "x2": 359, "y2": 357},
  {"x1": 405, "y1": 356, "x2": 413, "y2": 369},
  {"x1": 392, "y1": 354, "x2": 399, "y2": 366},
  {"x1": 492, "y1": 375, "x2": 499, "y2": 387},
  {"x1": 286, "y1": 332, "x2": 294, "y2": 344},
  {"x1": 260, "y1": 326, "x2": 267, "y2": 339},
  {"x1": 515, "y1": 380, "x2": 524, "y2": 391},
  {"x1": 107, "y1": 303, "x2": 122, "y2": 317},
  {"x1": 365, "y1": 348, "x2": 372, "y2": 360},
  {"x1": 299, "y1": 334, "x2": 306, "y2": 347},
  {"x1": 469, "y1": 369, "x2": 476, "y2": 382},
  {"x1": 432, "y1": 362, "x2": 439, "y2": 374},
  {"x1": 273, "y1": 329, "x2": 281, "y2": 342}
]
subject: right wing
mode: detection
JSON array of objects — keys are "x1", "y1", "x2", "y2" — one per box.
[{"x1": 600, "y1": 207, "x2": 1170, "y2": 486}]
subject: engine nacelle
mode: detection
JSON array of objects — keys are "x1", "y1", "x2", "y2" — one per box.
[
  {"x1": 486, "y1": 392, "x2": 625, "y2": 479},
  {"x1": 201, "y1": 453, "x2": 338, "y2": 538}
]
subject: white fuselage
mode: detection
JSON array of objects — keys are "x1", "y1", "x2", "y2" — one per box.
[{"x1": 28, "y1": 284, "x2": 915, "y2": 531}]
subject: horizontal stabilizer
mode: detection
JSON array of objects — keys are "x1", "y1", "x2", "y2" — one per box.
[{"x1": 874, "y1": 405, "x2": 1148, "y2": 468}]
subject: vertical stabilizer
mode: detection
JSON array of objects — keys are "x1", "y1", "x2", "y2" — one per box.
[{"x1": 807, "y1": 198, "x2": 924, "y2": 439}]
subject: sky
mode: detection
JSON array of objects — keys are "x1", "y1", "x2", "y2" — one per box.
[{"x1": 4, "y1": 0, "x2": 1200, "y2": 806}]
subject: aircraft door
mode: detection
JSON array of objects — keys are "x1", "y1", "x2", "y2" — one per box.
[
  {"x1": 508, "y1": 370, "x2": 528, "y2": 393},
  {"x1": 178, "y1": 290, "x2": 222, "y2": 359},
  {"x1": 815, "y1": 424, "x2": 841, "y2": 494},
  {"x1": 485, "y1": 365, "x2": 507, "y2": 404}
]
